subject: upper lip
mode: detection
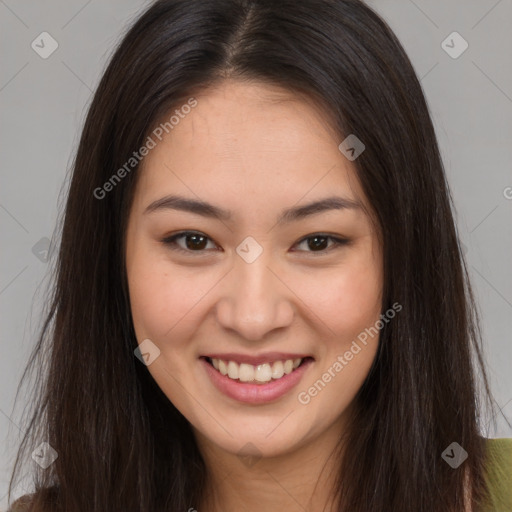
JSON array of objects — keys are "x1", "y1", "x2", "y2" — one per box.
[{"x1": 202, "y1": 352, "x2": 313, "y2": 365}]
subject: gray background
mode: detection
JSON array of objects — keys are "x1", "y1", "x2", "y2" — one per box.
[{"x1": 1, "y1": 0, "x2": 511, "y2": 507}]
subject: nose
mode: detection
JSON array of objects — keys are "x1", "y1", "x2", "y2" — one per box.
[{"x1": 214, "y1": 249, "x2": 294, "y2": 341}]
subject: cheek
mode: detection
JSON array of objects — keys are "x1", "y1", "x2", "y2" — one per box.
[
  {"x1": 127, "y1": 247, "x2": 221, "y2": 343},
  {"x1": 299, "y1": 252, "x2": 382, "y2": 342},
  {"x1": 296, "y1": 260, "x2": 382, "y2": 415},
  {"x1": 335, "y1": 271, "x2": 381, "y2": 338}
]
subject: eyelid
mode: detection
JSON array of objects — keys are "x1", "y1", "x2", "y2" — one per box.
[
  {"x1": 161, "y1": 231, "x2": 219, "y2": 255},
  {"x1": 292, "y1": 233, "x2": 350, "y2": 254},
  {"x1": 160, "y1": 230, "x2": 351, "y2": 255}
]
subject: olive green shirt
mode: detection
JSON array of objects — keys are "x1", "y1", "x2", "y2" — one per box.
[{"x1": 481, "y1": 437, "x2": 512, "y2": 511}]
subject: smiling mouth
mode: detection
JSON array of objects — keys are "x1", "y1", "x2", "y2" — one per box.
[{"x1": 203, "y1": 356, "x2": 313, "y2": 384}]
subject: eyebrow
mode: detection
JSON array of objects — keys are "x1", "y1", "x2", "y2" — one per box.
[{"x1": 143, "y1": 194, "x2": 362, "y2": 224}]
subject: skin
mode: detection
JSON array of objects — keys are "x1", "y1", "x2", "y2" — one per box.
[{"x1": 125, "y1": 79, "x2": 383, "y2": 512}]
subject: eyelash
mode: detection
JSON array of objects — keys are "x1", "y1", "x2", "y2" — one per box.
[{"x1": 160, "y1": 231, "x2": 350, "y2": 256}]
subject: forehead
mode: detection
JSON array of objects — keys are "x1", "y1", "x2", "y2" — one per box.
[{"x1": 132, "y1": 80, "x2": 369, "y2": 216}]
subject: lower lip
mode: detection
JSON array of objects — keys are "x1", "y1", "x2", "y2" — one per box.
[{"x1": 201, "y1": 357, "x2": 313, "y2": 404}]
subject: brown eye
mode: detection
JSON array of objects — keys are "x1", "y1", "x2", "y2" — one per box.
[
  {"x1": 161, "y1": 231, "x2": 217, "y2": 254},
  {"x1": 161, "y1": 231, "x2": 350, "y2": 256},
  {"x1": 306, "y1": 235, "x2": 329, "y2": 251},
  {"x1": 293, "y1": 234, "x2": 350, "y2": 254}
]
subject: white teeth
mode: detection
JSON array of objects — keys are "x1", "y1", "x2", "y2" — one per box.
[
  {"x1": 239, "y1": 363, "x2": 254, "y2": 382},
  {"x1": 283, "y1": 359, "x2": 293, "y2": 374},
  {"x1": 209, "y1": 357, "x2": 304, "y2": 383},
  {"x1": 271, "y1": 361, "x2": 284, "y2": 379},
  {"x1": 255, "y1": 363, "x2": 273, "y2": 382},
  {"x1": 227, "y1": 361, "x2": 238, "y2": 379},
  {"x1": 218, "y1": 359, "x2": 228, "y2": 375}
]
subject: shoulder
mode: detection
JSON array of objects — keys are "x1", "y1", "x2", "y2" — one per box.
[
  {"x1": 7, "y1": 444, "x2": 511, "y2": 511},
  {"x1": 481, "y1": 437, "x2": 512, "y2": 511},
  {"x1": 7, "y1": 493, "x2": 35, "y2": 511},
  {"x1": 7, "y1": 484, "x2": 59, "y2": 511}
]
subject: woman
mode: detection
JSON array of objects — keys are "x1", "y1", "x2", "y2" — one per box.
[{"x1": 7, "y1": 0, "x2": 511, "y2": 510}]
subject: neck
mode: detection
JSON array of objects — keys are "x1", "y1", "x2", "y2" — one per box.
[{"x1": 194, "y1": 417, "x2": 348, "y2": 512}]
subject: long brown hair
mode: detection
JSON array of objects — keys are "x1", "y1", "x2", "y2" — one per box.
[{"x1": 7, "y1": 0, "x2": 498, "y2": 510}]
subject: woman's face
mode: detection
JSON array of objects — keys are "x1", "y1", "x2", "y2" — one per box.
[{"x1": 126, "y1": 79, "x2": 383, "y2": 459}]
